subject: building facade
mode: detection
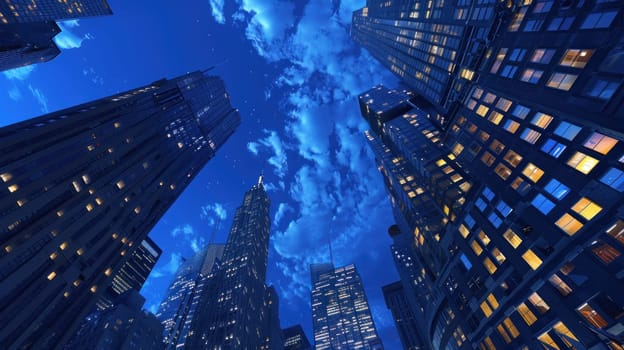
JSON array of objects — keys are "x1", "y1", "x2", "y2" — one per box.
[
  {"x1": 0, "y1": 71, "x2": 240, "y2": 348},
  {"x1": 382, "y1": 281, "x2": 424, "y2": 350},
  {"x1": 310, "y1": 263, "x2": 384, "y2": 350},
  {"x1": 355, "y1": 0, "x2": 624, "y2": 348},
  {"x1": 283, "y1": 324, "x2": 312, "y2": 350},
  {"x1": 156, "y1": 244, "x2": 225, "y2": 350},
  {"x1": 185, "y1": 177, "x2": 280, "y2": 349},
  {"x1": 0, "y1": 22, "x2": 61, "y2": 72},
  {"x1": 0, "y1": 0, "x2": 112, "y2": 23}
]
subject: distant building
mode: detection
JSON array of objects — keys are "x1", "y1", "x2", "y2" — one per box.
[
  {"x1": 0, "y1": 22, "x2": 61, "y2": 71},
  {"x1": 65, "y1": 290, "x2": 163, "y2": 350},
  {"x1": 0, "y1": 71, "x2": 240, "y2": 348},
  {"x1": 382, "y1": 281, "x2": 424, "y2": 350},
  {"x1": 283, "y1": 325, "x2": 311, "y2": 350},
  {"x1": 156, "y1": 244, "x2": 225, "y2": 349},
  {"x1": 310, "y1": 263, "x2": 383, "y2": 350},
  {"x1": 356, "y1": 0, "x2": 624, "y2": 348},
  {"x1": 186, "y1": 177, "x2": 282, "y2": 349},
  {"x1": 0, "y1": 0, "x2": 113, "y2": 23}
]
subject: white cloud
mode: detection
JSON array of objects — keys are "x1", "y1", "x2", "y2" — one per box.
[
  {"x1": 54, "y1": 20, "x2": 94, "y2": 49},
  {"x1": 247, "y1": 142, "x2": 259, "y2": 155},
  {"x1": 209, "y1": 0, "x2": 226, "y2": 24},
  {"x1": 274, "y1": 203, "x2": 293, "y2": 227},
  {"x1": 8, "y1": 86, "x2": 22, "y2": 101},
  {"x1": 3, "y1": 66, "x2": 35, "y2": 81},
  {"x1": 246, "y1": 129, "x2": 288, "y2": 178},
  {"x1": 28, "y1": 85, "x2": 49, "y2": 113},
  {"x1": 152, "y1": 252, "x2": 183, "y2": 279},
  {"x1": 171, "y1": 224, "x2": 195, "y2": 239},
  {"x1": 200, "y1": 202, "x2": 227, "y2": 226}
]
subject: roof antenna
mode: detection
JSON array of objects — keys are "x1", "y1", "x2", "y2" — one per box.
[
  {"x1": 328, "y1": 227, "x2": 334, "y2": 266},
  {"x1": 258, "y1": 170, "x2": 264, "y2": 185}
]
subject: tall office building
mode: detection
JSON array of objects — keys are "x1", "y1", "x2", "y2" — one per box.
[
  {"x1": 382, "y1": 281, "x2": 423, "y2": 350},
  {"x1": 356, "y1": 0, "x2": 624, "y2": 348},
  {"x1": 0, "y1": 0, "x2": 112, "y2": 23},
  {"x1": 0, "y1": 71, "x2": 240, "y2": 348},
  {"x1": 310, "y1": 263, "x2": 383, "y2": 350},
  {"x1": 283, "y1": 325, "x2": 312, "y2": 350},
  {"x1": 186, "y1": 177, "x2": 278, "y2": 349},
  {"x1": 157, "y1": 244, "x2": 225, "y2": 349}
]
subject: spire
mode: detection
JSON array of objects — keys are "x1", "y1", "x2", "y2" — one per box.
[{"x1": 258, "y1": 173, "x2": 264, "y2": 185}]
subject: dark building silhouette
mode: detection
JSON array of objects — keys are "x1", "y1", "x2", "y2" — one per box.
[
  {"x1": 186, "y1": 177, "x2": 282, "y2": 349},
  {"x1": 382, "y1": 281, "x2": 424, "y2": 350},
  {"x1": 283, "y1": 324, "x2": 311, "y2": 350},
  {"x1": 65, "y1": 290, "x2": 163, "y2": 350},
  {"x1": 355, "y1": 0, "x2": 624, "y2": 347},
  {"x1": 0, "y1": 22, "x2": 61, "y2": 72},
  {"x1": 310, "y1": 263, "x2": 383, "y2": 350},
  {"x1": 156, "y1": 244, "x2": 225, "y2": 349},
  {"x1": 0, "y1": 71, "x2": 240, "y2": 348},
  {"x1": 0, "y1": 0, "x2": 112, "y2": 23}
]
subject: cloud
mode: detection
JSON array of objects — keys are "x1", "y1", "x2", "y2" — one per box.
[
  {"x1": 246, "y1": 129, "x2": 288, "y2": 178},
  {"x1": 209, "y1": 0, "x2": 226, "y2": 24},
  {"x1": 274, "y1": 203, "x2": 293, "y2": 227},
  {"x1": 170, "y1": 224, "x2": 206, "y2": 253},
  {"x1": 171, "y1": 224, "x2": 195, "y2": 239},
  {"x1": 3, "y1": 66, "x2": 35, "y2": 80},
  {"x1": 8, "y1": 86, "x2": 22, "y2": 101},
  {"x1": 54, "y1": 20, "x2": 94, "y2": 49},
  {"x1": 28, "y1": 85, "x2": 49, "y2": 113},
  {"x1": 200, "y1": 202, "x2": 227, "y2": 224},
  {"x1": 152, "y1": 252, "x2": 183, "y2": 278}
]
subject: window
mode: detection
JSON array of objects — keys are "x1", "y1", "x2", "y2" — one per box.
[
  {"x1": 590, "y1": 240, "x2": 621, "y2": 264},
  {"x1": 503, "y1": 318, "x2": 520, "y2": 338},
  {"x1": 490, "y1": 48, "x2": 507, "y2": 73},
  {"x1": 483, "y1": 93, "x2": 497, "y2": 104},
  {"x1": 560, "y1": 49, "x2": 594, "y2": 68},
  {"x1": 528, "y1": 292, "x2": 550, "y2": 313},
  {"x1": 522, "y1": 249, "x2": 543, "y2": 270},
  {"x1": 483, "y1": 257, "x2": 498, "y2": 274},
  {"x1": 503, "y1": 150, "x2": 523, "y2": 167},
  {"x1": 492, "y1": 247, "x2": 506, "y2": 264},
  {"x1": 532, "y1": 194, "x2": 556, "y2": 214},
  {"x1": 522, "y1": 163, "x2": 544, "y2": 183},
  {"x1": 533, "y1": 0, "x2": 553, "y2": 13},
  {"x1": 500, "y1": 65, "x2": 518, "y2": 78},
  {"x1": 520, "y1": 128, "x2": 541, "y2": 144},
  {"x1": 509, "y1": 48, "x2": 527, "y2": 62},
  {"x1": 495, "y1": 98, "x2": 512, "y2": 112},
  {"x1": 471, "y1": 240, "x2": 484, "y2": 256},
  {"x1": 509, "y1": 7, "x2": 527, "y2": 32},
  {"x1": 584, "y1": 78, "x2": 620, "y2": 100},
  {"x1": 548, "y1": 16, "x2": 575, "y2": 31},
  {"x1": 549, "y1": 274, "x2": 573, "y2": 295},
  {"x1": 511, "y1": 176, "x2": 531, "y2": 194},
  {"x1": 577, "y1": 303, "x2": 609, "y2": 328},
  {"x1": 520, "y1": 69, "x2": 543, "y2": 84},
  {"x1": 512, "y1": 104, "x2": 530, "y2": 119},
  {"x1": 488, "y1": 212, "x2": 503, "y2": 228},
  {"x1": 553, "y1": 322, "x2": 580, "y2": 348},
  {"x1": 503, "y1": 229, "x2": 523, "y2": 248},
  {"x1": 547, "y1": 73, "x2": 578, "y2": 91},
  {"x1": 583, "y1": 132, "x2": 618, "y2": 155},
  {"x1": 490, "y1": 140, "x2": 506, "y2": 154},
  {"x1": 495, "y1": 163, "x2": 512, "y2": 180},
  {"x1": 496, "y1": 200, "x2": 513, "y2": 217},
  {"x1": 567, "y1": 152, "x2": 599, "y2": 174},
  {"x1": 540, "y1": 138, "x2": 567, "y2": 158},
  {"x1": 554, "y1": 121, "x2": 582, "y2": 140},
  {"x1": 544, "y1": 179, "x2": 570, "y2": 200},
  {"x1": 581, "y1": 11, "x2": 618, "y2": 29},
  {"x1": 479, "y1": 230, "x2": 491, "y2": 245},
  {"x1": 481, "y1": 152, "x2": 496, "y2": 166},
  {"x1": 476, "y1": 105, "x2": 490, "y2": 117},
  {"x1": 487, "y1": 293, "x2": 499, "y2": 309},
  {"x1": 517, "y1": 303, "x2": 537, "y2": 325},
  {"x1": 530, "y1": 48, "x2": 556, "y2": 64},
  {"x1": 503, "y1": 119, "x2": 520, "y2": 134},
  {"x1": 481, "y1": 301, "x2": 493, "y2": 317},
  {"x1": 459, "y1": 224, "x2": 470, "y2": 238},
  {"x1": 116, "y1": 180, "x2": 125, "y2": 189},
  {"x1": 497, "y1": 324, "x2": 512, "y2": 343},
  {"x1": 524, "y1": 19, "x2": 544, "y2": 32},
  {"x1": 480, "y1": 131, "x2": 491, "y2": 142},
  {"x1": 531, "y1": 112, "x2": 553, "y2": 129},
  {"x1": 607, "y1": 220, "x2": 624, "y2": 244},
  {"x1": 571, "y1": 197, "x2": 602, "y2": 220},
  {"x1": 488, "y1": 111, "x2": 504, "y2": 125},
  {"x1": 537, "y1": 333, "x2": 560, "y2": 350},
  {"x1": 476, "y1": 198, "x2": 488, "y2": 211},
  {"x1": 556, "y1": 213, "x2": 584, "y2": 235}
]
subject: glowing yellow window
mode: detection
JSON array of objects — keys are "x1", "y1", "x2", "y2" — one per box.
[
  {"x1": 407, "y1": 191, "x2": 416, "y2": 198},
  {"x1": 492, "y1": 247, "x2": 506, "y2": 264},
  {"x1": 458, "y1": 224, "x2": 470, "y2": 238},
  {"x1": 571, "y1": 197, "x2": 602, "y2": 220},
  {"x1": 85, "y1": 203, "x2": 94, "y2": 212},
  {"x1": 517, "y1": 303, "x2": 537, "y2": 325},
  {"x1": 555, "y1": 213, "x2": 584, "y2": 235},
  {"x1": 134, "y1": 206, "x2": 141, "y2": 214},
  {"x1": 95, "y1": 197, "x2": 103, "y2": 205},
  {"x1": 49, "y1": 252, "x2": 58, "y2": 260},
  {"x1": 104, "y1": 268, "x2": 113, "y2": 276},
  {"x1": 47, "y1": 271, "x2": 57, "y2": 280},
  {"x1": 478, "y1": 231, "x2": 491, "y2": 245},
  {"x1": 8, "y1": 184, "x2": 18, "y2": 193},
  {"x1": 59, "y1": 242, "x2": 68, "y2": 250},
  {"x1": 488, "y1": 111, "x2": 504, "y2": 125},
  {"x1": 0, "y1": 173, "x2": 12, "y2": 182},
  {"x1": 90, "y1": 285, "x2": 98, "y2": 293},
  {"x1": 553, "y1": 321, "x2": 580, "y2": 347},
  {"x1": 483, "y1": 257, "x2": 497, "y2": 274},
  {"x1": 471, "y1": 240, "x2": 483, "y2": 256},
  {"x1": 503, "y1": 229, "x2": 522, "y2": 248},
  {"x1": 476, "y1": 105, "x2": 489, "y2": 117},
  {"x1": 116, "y1": 180, "x2": 125, "y2": 189},
  {"x1": 452, "y1": 143, "x2": 464, "y2": 156},
  {"x1": 522, "y1": 163, "x2": 544, "y2": 183},
  {"x1": 528, "y1": 292, "x2": 550, "y2": 313},
  {"x1": 583, "y1": 132, "x2": 617, "y2": 155},
  {"x1": 112, "y1": 233, "x2": 119, "y2": 239},
  {"x1": 114, "y1": 122, "x2": 121, "y2": 128},
  {"x1": 522, "y1": 249, "x2": 542, "y2": 270},
  {"x1": 480, "y1": 301, "x2": 493, "y2": 317},
  {"x1": 503, "y1": 317, "x2": 520, "y2": 338},
  {"x1": 72, "y1": 181, "x2": 81, "y2": 192},
  {"x1": 497, "y1": 324, "x2": 511, "y2": 343},
  {"x1": 538, "y1": 333, "x2": 560, "y2": 350},
  {"x1": 567, "y1": 152, "x2": 599, "y2": 174},
  {"x1": 76, "y1": 248, "x2": 85, "y2": 256},
  {"x1": 487, "y1": 293, "x2": 499, "y2": 309},
  {"x1": 82, "y1": 174, "x2": 90, "y2": 184},
  {"x1": 531, "y1": 112, "x2": 553, "y2": 129}
]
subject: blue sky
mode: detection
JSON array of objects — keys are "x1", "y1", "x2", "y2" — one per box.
[{"x1": 1, "y1": 0, "x2": 402, "y2": 346}]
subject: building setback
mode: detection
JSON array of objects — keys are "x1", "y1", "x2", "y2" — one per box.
[
  {"x1": 156, "y1": 244, "x2": 225, "y2": 350},
  {"x1": 185, "y1": 177, "x2": 281, "y2": 349},
  {"x1": 310, "y1": 263, "x2": 384, "y2": 350},
  {"x1": 354, "y1": 0, "x2": 624, "y2": 349},
  {"x1": 283, "y1": 324, "x2": 312, "y2": 350},
  {"x1": 0, "y1": 71, "x2": 240, "y2": 348}
]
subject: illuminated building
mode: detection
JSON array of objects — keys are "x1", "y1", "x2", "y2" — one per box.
[
  {"x1": 382, "y1": 281, "x2": 424, "y2": 350},
  {"x1": 156, "y1": 244, "x2": 225, "y2": 350},
  {"x1": 310, "y1": 263, "x2": 383, "y2": 350},
  {"x1": 0, "y1": 71, "x2": 240, "y2": 348},
  {"x1": 357, "y1": 0, "x2": 624, "y2": 347},
  {"x1": 186, "y1": 177, "x2": 281, "y2": 349},
  {"x1": 0, "y1": 22, "x2": 61, "y2": 72},
  {"x1": 0, "y1": 0, "x2": 112, "y2": 23},
  {"x1": 283, "y1": 324, "x2": 311, "y2": 350}
]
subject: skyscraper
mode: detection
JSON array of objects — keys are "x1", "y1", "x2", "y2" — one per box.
[
  {"x1": 283, "y1": 325, "x2": 312, "y2": 350},
  {"x1": 186, "y1": 176, "x2": 278, "y2": 349},
  {"x1": 310, "y1": 263, "x2": 383, "y2": 350},
  {"x1": 356, "y1": 0, "x2": 624, "y2": 348},
  {"x1": 0, "y1": 0, "x2": 113, "y2": 23},
  {"x1": 382, "y1": 281, "x2": 423, "y2": 350},
  {"x1": 0, "y1": 71, "x2": 240, "y2": 348},
  {"x1": 157, "y1": 244, "x2": 225, "y2": 349}
]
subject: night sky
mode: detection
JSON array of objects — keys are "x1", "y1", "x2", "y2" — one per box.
[{"x1": 0, "y1": 0, "x2": 403, "y2": 347}]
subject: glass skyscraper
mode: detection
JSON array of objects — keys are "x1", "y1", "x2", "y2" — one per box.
[
  {"x1": 310, "y1": 263, "x2": 383, "y2": 350},
  {"x1": 185, "y1": 177, "x2": 282, "y2": 349},
  {"x1": 283, "y1": 324, "x2": 312, "y2": 350},
  {"x1": 0, "y1": 0, "x2": 112, "y2": 23},
  {"x1": 0, "y1": 71, "x2": 240, "y2": 349},
  {"x1": 355, "y1": 0, "x2": 624, "y2": 348}
]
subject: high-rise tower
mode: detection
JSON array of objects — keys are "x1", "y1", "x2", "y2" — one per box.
[
  {"x1": 0, "y1": 71, "x2": 240, "y2": 348},
  {"x1": 310, "y1": 263, "x2": 384, "y2": 350},
  {"x1": 186, "y1": 176, "x2": 278, "y2": 349},
  {"x1": 0, "y1": 0, "x2": 112, "y2": 23}
]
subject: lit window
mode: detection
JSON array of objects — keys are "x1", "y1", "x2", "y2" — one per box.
[
  {"x1": 530, "y1": 48, "x2": 556, "y2": 64},
  {"x1": 8, "y1": 184, "x2": 18, "y2": 193},
  {"x1": 528, "y1": 292, "x2": 550, "y2": 313},
  {"x1": 508, "y1": 7, "x2": 527, "y2": 32},
  {"x1": 540, "y1": 138, "x2": 567, "y2": 158},
  {"x1": 59, "y1": 242, "x2": 68, "y2": 250},
  {"x1": 503, "y1": 119, "x2": 520, "y2": 134},
  {"x1": 537, "y1": 333, "x2": 560, "y2": 350},
  {"x1": 114, "y1": 122, "x2": 120, "y2": 128},
  {"x1": 116, "y1": 180, "x2": 125, "y2": 189},
  {"x1": 452, "y1": 142, "x2": 464, "y2": 156},
  {"x1": 495, "y1": 163, "x2": 512, "y2": 180},
  {"x1": 495, "y1": 98, "x2": 512, "y2": 112},
  {"x1": 82, "y1": 174, "x2": 90, "y2": 184},
  {"x1": 567, "y1": 152, "x2": 599, "y2": 174},
  {"x1": 503, "y1": 150, "x2": 522, "y2": 167},
  {"x1": 531, "y1": 112, "x2": 553, "y2": 129},
  {"x1": 556, "y1": 213, "x2": 584, "y2": 235},
  {"x1": 473, "y1": 87, "x2": 484, "y2": 99},
  {"x1": 584, "y1": 78, "x2": 620, "y2": 100},
  {"x1": 511, "y1": 176, "x2": 531, "y2": 194},
  {"x1": 522, "y1": 163, "x2": 544, "y2": 183},
  {"x1": 577, "y1": 303, "x2": 608, "y2": 329},
  {"x1": 481, "y1": 152, "x2": 496, "y2": 167},
  {"x1": 520, "y1": 128, "x2": 541, "y2": 144},
  {"x1": 512, "y1": 104, "x2": 530, "y2": 119},
  {"x1": 90, "y1": 285, "x2": 98, "y2": 293},
  {"x1": 571, "y1": 197, "x2": 602, "y2": 220},
  {"x1": 76, "y1": 248, "x2": 85, "y2": 255},
  {"x1": 491, "y1": 247, "x2": 506, "y2": 264},
  {"x1": 520, "y1": 69, "x2": 543, "y2": 84},
  {"x1": 49, "y1": 252, "x2": 58, "y2": 260},
  {"x1": 461, "y1": 68, "x2": 475, "y2": 80},
  {"x1": 522, "y1": 249, "x2": 543, "y2": 270},
  {"x1": 581, "y1": 11, "x2": 617, "y2": 29},
  {"x1": 72, "y1": 181, "x2": 81, "y2": 192},
  {"x1": 547, "y1": 73, "x2": 578, "y2": 91},
  {"x1": 497, "y1": 324, "x2": 511, "y2": 343},
  {"x1": 607, "y1": 220, "x2": 624, "y2": 244},
  {"x1": 488, "y1": 111, "x2": 504, "y2": 125},
  {"x1": 544, "y1": 179, "x2": 570, "y2": 200},
  {"x1": 590, "y1": 240, "x2": 621, "y2": 264},
  {"x1": 532, "y1": 194, "x2": 555, "y2": 214},
  {"x1": 548, "y1": 16, "x2": 575, "y2": 31},
  {"x1": 85, "y1": 203, "x2": 94, "y2": 212},
  {"x1": 490, "y1": 139, "x2": 505, "y2": 154},
  {"x1": 503, "y1": 318, "x2": 520, "y2": 338},
  {"x1": 47, "y1": 271, "x2": 57, "y2": 280},
  {"x1": 490, "y1": 48, "x2": 507, "y2": 73},
  {"x1": 134, "y1": 206, "x2": 141, "y2": 214},
  {"x1": 549, "y1": 274, "x2": 573, "y2": 295},
  {"x1": 459, "y1": 224, "x2": 470, "y2": 238},
  {"x1": 471, "y1": 240, "x2": 483, "y2": 256},
  {"x1": 583, "y1": 132, "x2": 618, "y2": 155},
  {"x1": 87, "y1": 144, "x2": 95, "y2": 151},
  {"x1": 517, "y1": 303, "x2": 537, "y2": 325},
  {"x1": 476, "y1": 105, "x2": 489, "y2": 117},
  {"x1": 479, "y1": 131, "x2": 491, "y2": 142},
  {"x1": 487, "y1": 293, "x2": 500, "y2": 310},
  {"x1": 479, "y1": 230, "x2": 492, "y2": 245},
  {"x1": 500, "y1": 65, "x2": 518, "y2": 78},
  {"x1": 104, "y1": 268, "x2": 113, "y2": 276},
  {"x1": 553, "y1": 321, "x2": 580, "y2": 348},
  {"x1": 0, "y1": 173, "x2": 12, "y2": 182},
  {"x1": 480, "y1": 301, "x2": 493, "y2": 317},
  {"x1": 503, "y1": 229, "x2": 523, "y2": 248},
  {"x1": 483, "y1": 257, "x2": 497, "y2": 274},
  {"x1": 554, "y1": 121, "x2": 581, "y2": 140},
  {"x1": 560, "y1": 49, "x2": 594, "y2": 68}
]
